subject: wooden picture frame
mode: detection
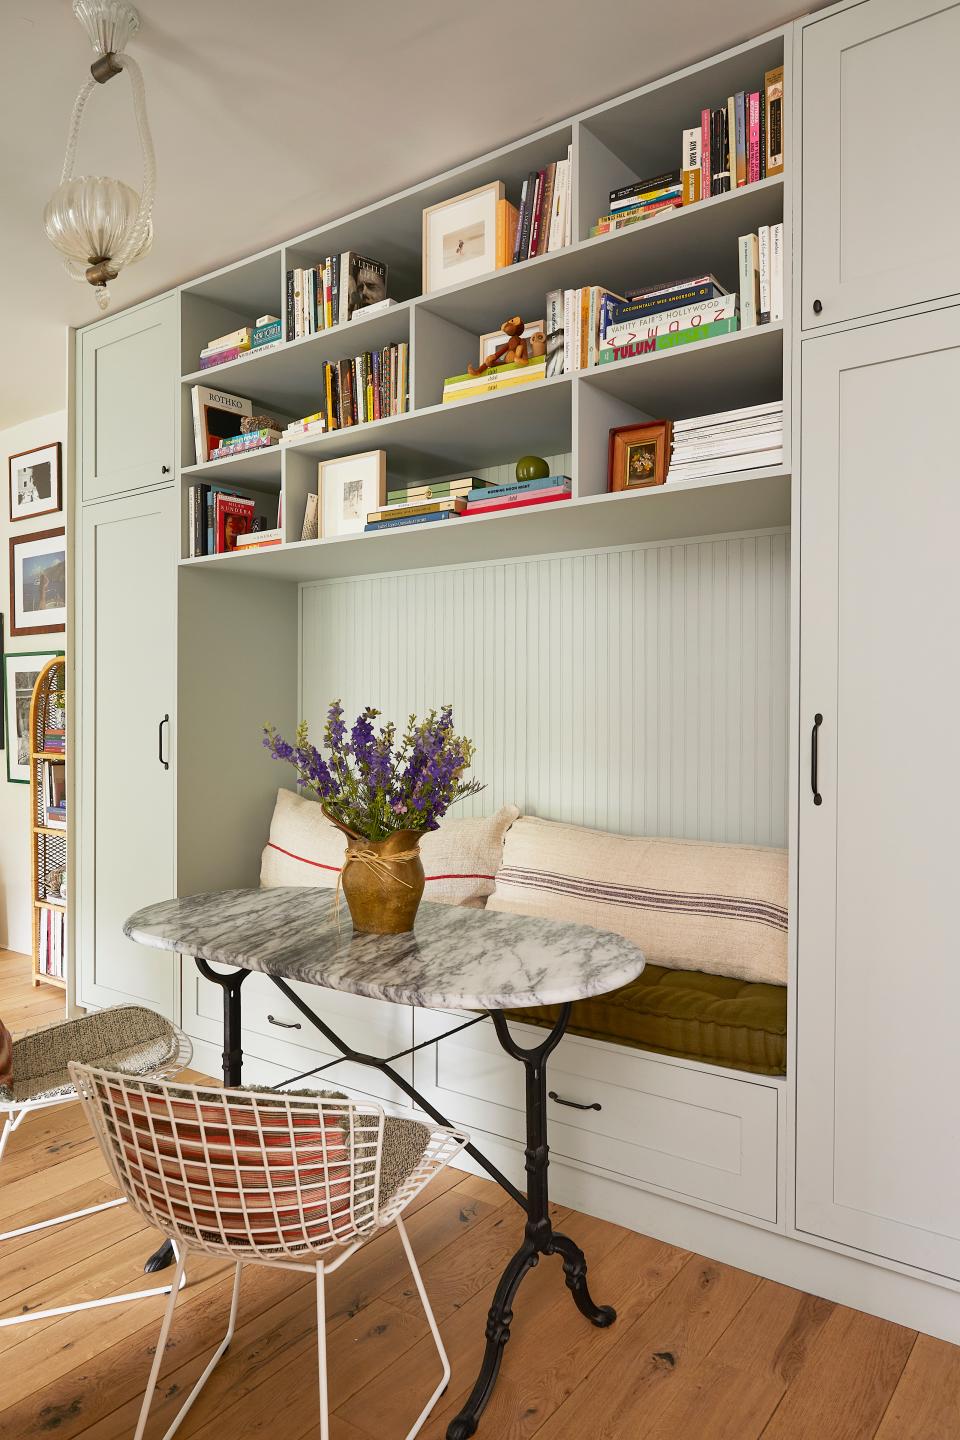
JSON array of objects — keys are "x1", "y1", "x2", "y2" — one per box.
[
  {"x1": 422, "y1": 182, "x2": 504, "y2": 294},
  {"x1": 607, "y1": 421, "x2": 673, "y2": 491},
  {"x1": 9, "y1": 528, "x2": 67, "y2": 636},
  {"x1": 8, "y1": 442, "x2": 62, "y2": 524},
  {"x1": 4, "y1": 648, "x2": 63, "y2": 783},
  {"x1": 318, "y1": 450, "x2": 387, "y2": 538}
]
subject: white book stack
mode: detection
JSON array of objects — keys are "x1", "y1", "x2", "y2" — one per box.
[{"x1": 668, "y1": 400, "x2": 783, "y2": 481}]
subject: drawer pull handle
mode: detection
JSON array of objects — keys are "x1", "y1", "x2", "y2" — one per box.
[
  {"x1": 811, "y1": 712, "x2": 823, "y2": 806},
  {"x1": 549, "y1": 1091, "x2": 601, "y2": 1113},
  {"x1": 267, "y1": 1014, "x2": 301, "y2": 1030}
]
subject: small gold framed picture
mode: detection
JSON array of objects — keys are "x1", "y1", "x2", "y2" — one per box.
[{"x1": 607, "y1": 421, "x2": 673, "y2": 491}]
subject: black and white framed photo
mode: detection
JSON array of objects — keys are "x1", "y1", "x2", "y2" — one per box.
[
  {"x1": 4, "y1": 649, "x2": 62, "y2": 783},
  {"x1": 318, "y1": 450, "x2": 387, "y2": 537},
  {"x1": 9, "y1": 528, "x2": 67, "y2": 637},
  {"x1": 422, "y1": 182, "x2": 504, "y2": 294},
  {"x1": 8, "y1": 442, "x2": 62, "y2": 524}
]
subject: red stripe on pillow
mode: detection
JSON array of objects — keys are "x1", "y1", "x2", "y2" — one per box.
[{"x1": 267, "y1": 842, "x2": 492, "y2": 883}]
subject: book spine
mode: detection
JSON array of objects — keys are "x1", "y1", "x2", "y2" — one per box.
[
  {"x1": 608, "y1": 283, "x2": 722, "y2": 322},
  {"x1": 609, "y1": 171, "x2": 679, "y2": 204},
  {"x1": 764, "y1": 67, "x2": 785, "y2": 176},
  {"x1": 545, "y1": 288, "x2": 564, "y2": 378},
  {"x1": 562, "y1": 289, "x2": 576, "y2": 373},
  {"x1": 771, "y1": 222, "x2": 784, "y2": 324},
  {"x1": 759, "y1": 86, "x2": 767, "y2": 179},
  {"x1": 701, "y1": 107, "x2": 711, "y2": 199},
  {"x1": 748, "y1": 91, "x2": 761, "y2": 184},
  {"x1": 518, "y1": 171, "x2": 536, "y2": 260},
  {"x1": 466, "y1": 491, "x2": 571, "y2": 516},
  {"x1": 726, "y1": 96, "x2": 736, "y2": 190},
  {"x1": 579, "y1": 288, "x2": 590, "y2": 369},
  {"x1": 528, "y1": 169, "x2": 546, "y2": 257},
  {"x1": 365, "y1": 511, "x2": 455, "y2": 532},
  {"x1": 758, "y1": 225, "x2": 771, "y2": 324},
  {"x1": 539, "y1": 164, "x2": 557, "y2": 256},
  {"x1": 332, "y1": 255, "x2": 340, "y2": 327},
  {"x1": 200, "y1": 348, "x2": 244, "y2": 370},
  {"x1": 513, "y1": 178, "x2": 528, "y2": 265},
  {"x1": 285, "y1": 271, "x2": 295, "y2": 340},
  {"x1": 468, "y1": 475, "x2": 570, "y2": 501},
  {"x1": 738, "y1": 233, "x2": 759, "y2": 329},
  {"x1": 735, "y1": 91, "x2": 747, "y2": 187},
  {"x1": 653, "y1": 318, "x2": 739, "y2": 351}
]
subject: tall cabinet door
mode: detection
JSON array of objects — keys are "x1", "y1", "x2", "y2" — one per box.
[
  {"x1": 79, "y1": 294, "x2": 178, "y2": 502},
  {"x1": 796, "y1": 306, "x2": 960, "y2": 1280},
  {"x1": 77, "y1": 488, "x2": 178, "y2": 1015},
  {"x1": 802, "y1": 0, "x2": 960, "y2": 330}
]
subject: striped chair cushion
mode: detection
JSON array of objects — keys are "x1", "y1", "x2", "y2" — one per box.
[
  {"x1": 0, "y1": 1017, "x2": 12, "y2": 1093},
  {"x1": 486, "y1": 817, "x2": 788, "y2": 986},
  {"x1": 260, "y1": 788, "x2": 519, "y2": 908}
]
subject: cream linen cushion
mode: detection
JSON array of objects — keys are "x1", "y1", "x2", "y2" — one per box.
[
  {"x1": 486, "y1": 816, "x2": 788, "y2": 986},
  {"x1": 260, "y1": 788, "x2": 519, "y2": 908}
]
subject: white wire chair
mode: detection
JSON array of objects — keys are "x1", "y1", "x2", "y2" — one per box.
[
  {"x1": 70, "y1": 1064, "x2": 469, "y2": 1440},
  {"x1": 0, "y1": 1006, "x2": 192, "y2": 1329}
]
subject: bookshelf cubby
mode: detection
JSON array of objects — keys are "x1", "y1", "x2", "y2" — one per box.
[{"x1": 174, "y1": 25, "x2": 790, "y2": 576}]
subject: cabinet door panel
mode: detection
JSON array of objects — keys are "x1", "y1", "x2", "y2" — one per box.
[
  {"x1": 78, "y1": 489, "x2": 177, "y2": 1014},
  {"x1": 797, "y1": 307, "x2": 960, "y2": 1279},
  {"x1": 80, "y1": 295, "x2": 177, "y2": 501},
  {"x1": 802, "y1": 0, "x2": 960, "y2": 329}
]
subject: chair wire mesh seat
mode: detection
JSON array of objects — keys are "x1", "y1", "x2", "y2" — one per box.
[
  {"x1": 70, "y1": 1064, "x2": 469, "y2": 1440},
  {"x1": 0, "y1": 1005, "x2": 192, "y2": 1328}
]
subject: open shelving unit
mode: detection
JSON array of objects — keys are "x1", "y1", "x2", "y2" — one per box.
[
  {"x1": 174, "y1": 24, "x2": 792, "y2": 576},
  {"x1": 29, "y1": 658, "x2": 67, "y2": 990}
]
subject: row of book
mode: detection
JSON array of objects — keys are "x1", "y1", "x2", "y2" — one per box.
[
  {"x1": 39, "y1": 906, "x2": 66, "y2": 980},
  {"x1": 186, "y1": 482, "x2": 280, "y2": 556},
  {"x1": 738, "y1": 225, "x2": 785, "y2": 328},
  {"x1": 42, "y1": 758, "x2": 65, "y2": 830},
  {"x1": 286, "y1": 253, "x2": 389, "y2": 340},
  {"x1": 590, "y1": 65, "x2": 784, "y2": 236},
  {"x1": 42, "y1": 721, "x2": 64, "y2": 754},
  {"x1": 319, "y1": 343, "x2": 408, "y2": 430},
  {"x1": 199, "y1": 316, "x2": 282, "y2": 371},
  {"x1": 363, "y1": 474, "x2": 572, "y2": 533},
  {"x1": 442, "y1": 354, "x2": 545, "y2": 404},
  {"x1": 510, "y1": 149, "x2": 574, "y2": 262},
  {"x1": 668, "y1": 400, "x2": 783, "y2": 483}
]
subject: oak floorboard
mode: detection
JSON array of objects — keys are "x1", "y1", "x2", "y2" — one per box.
[{"x1": 872, "y1": 1334, "x2": 960, "y2": 1440}]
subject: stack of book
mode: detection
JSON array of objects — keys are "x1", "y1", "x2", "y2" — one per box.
[
  {"x1": 42, "y1": 721, "x2": 65, "y2": 755},
  {"x1": 737, "y1": 225, "x2": 784, "y2": 328},
  {"x1": 234, "y1": 525, "x2": 283, "y2": 552},
  {"x1": 43, "y1": 759, "x2": 66, "y2": 829},
  {"x1": 364, "y1": 476, "x2": 490, "y2": 533},
  {"x1": 281, "y1": 412, "x2": 327, "y2": 444},
  {"x1": 442, "y1": 355, "x2": 546, "y2": 405},
  {"x1": 598, "y1": 275, "x2": 736, "y2": 365},
  {"x1": 209, "y1": 426, "x2": 282, "y2": 462},
  {"x1": 513, "y1": 149, "x2": 574, "y2": 262},
  {"x1": 463, "y1": 474, "x2": 572, "y2": 517},
  {"x1": 286, "y1": 253, "x2": 390, "y2": 339},
  {"x1": 668, "y1": 401, "x2": 783, "y2": 482},
  {"x1": 321, "y1": 343, "x2": 408, "y2": 429},
  {"x1": 199, "y1": 316, "x2": 282, "y2": 369},
  {"x1": 39, "y1": 907, "x2": 66, "y2": 980},
  {"x1": 187, "y1": 483, "x2": 280, "y2": 556},
  {"x1": 591, "y1": 171, "x2": 684, "y2": 237}
]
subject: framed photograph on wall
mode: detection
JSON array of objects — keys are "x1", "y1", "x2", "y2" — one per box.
[
  {"x1": 9, "y1": 528, "x2": 67, "y2": 636},
  {"x1": 4, "y1": 649, "x2": 63, "y2": 783},
  {"x1": 8, "y1": 442, "x2": 62, "y2": 524},
  {"x1": 607, "y1": 421, "x2": 673, "y2": 492},
  {"x1": 422, "y1": 182, "x2": 504, "y2": 294},
  {"x1": 318, "y1": 450, "x2": 387, "y2": 538}
]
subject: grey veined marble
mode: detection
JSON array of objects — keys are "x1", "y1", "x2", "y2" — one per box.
[{"x1": 124, "y1": 889, "x2": 645, "y2": 1011}]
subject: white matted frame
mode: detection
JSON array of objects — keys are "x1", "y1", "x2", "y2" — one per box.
[
  {"x1": 318, "y1": 449, "x2": 387, "y2": 538},
  {"x1": 422, "y1": 181, "x2": 504, "y2": 294},
  {"x1": 4, "y1": 648, "x2": 63, "y2": 784},
  {"x1": 8, "y1": 442, "x2": 62, "y2": 524},
  {"x1": 8, "y1": 528, "x2": 66, "y2": 636}
]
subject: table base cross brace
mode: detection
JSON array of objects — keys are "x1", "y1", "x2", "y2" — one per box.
[{"x1": 145, "y1": 959, "x2": 616, "y2": 1438}]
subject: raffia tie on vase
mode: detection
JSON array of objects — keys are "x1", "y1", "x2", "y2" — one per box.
[{"x1": 331, "y1": 846, "x2": 420, "y2": 924}]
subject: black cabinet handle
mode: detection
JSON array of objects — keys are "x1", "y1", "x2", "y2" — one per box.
[
  {"x1": 161, "y1": 464, "x2": 171, "y2": 474},
  {"x1": 158, "y1": 714, "x2": 170, "y2": 770},
  {"x1": 811, "y1": 713, "x2": 823, "y2": 805},
  {"x1": 267, "y1": 1014, "x2": 302, "y2": 1030},
  {"x1": 549, "y1": 1091, "x2": 601, "y2": 1113},
  {"x1": 812, "y1": 299, "x2": 823, "y2": 314}
]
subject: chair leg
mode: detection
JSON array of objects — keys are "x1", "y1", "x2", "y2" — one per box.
[
  {"x1": 395, "y1": 1216, "x2": 451, "y2": 1440},
  {"x1": 136, "y1": 1259, "x2": 242, "y2": 1440},
  {"x1": 317, "y1": 1262, "x2": 330, "y2": 1440}
]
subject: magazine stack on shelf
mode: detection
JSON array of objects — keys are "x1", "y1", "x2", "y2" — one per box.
[
  {"x1": 668, "y1": 401, "x2": 783, "y2": 482},
  {"x1": 199, "y1": 315, "x2": 282, "y2": 369}
]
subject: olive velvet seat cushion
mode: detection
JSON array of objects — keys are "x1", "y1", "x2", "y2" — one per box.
[{"x1": 505, "y1": 963, "x2": 787, "y2": 1076}]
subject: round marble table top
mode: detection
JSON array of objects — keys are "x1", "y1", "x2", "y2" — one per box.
[{"x1": 124, "y1": 888, "x2": 645, "y2": 1011}]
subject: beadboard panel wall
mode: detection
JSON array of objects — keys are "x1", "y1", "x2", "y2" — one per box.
[{"x1": 300, "y1": 529, "x2": 789, "y2": 846}]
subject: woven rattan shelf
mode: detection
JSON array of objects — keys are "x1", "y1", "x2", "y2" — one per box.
[{"x1": 28, "y1": 658, "x2": 67, "y2": 989}]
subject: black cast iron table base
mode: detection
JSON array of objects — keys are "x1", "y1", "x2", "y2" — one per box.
[{"x1": 145, "y1": 959, "x2": 616, "y2": 1438}]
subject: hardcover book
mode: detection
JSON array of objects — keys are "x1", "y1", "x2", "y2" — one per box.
[
  {"x1": 191, "y1": 385, "x2": 253, "y2": 464},
  {"x1": 338, "y1": 253, "x2": 388, "y2": 325}
]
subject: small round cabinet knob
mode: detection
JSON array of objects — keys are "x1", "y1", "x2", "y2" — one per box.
[
  {"x1": 161, "y1": 464, "x2": 171, "y2": 474},
  {"x1": 812, "y1": 299, "x2": 823, "y2": 315}
]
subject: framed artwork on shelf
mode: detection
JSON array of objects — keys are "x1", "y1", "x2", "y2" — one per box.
[
  {"x1": 478, "y1": 319, "x2": 544, "y2": 368},
  {"x1": 4, "y1": 649, "x2": 63, "y2": 783},
  {"x1": 9, "y1": 528, "x2": 67, "y2": 636},
  {"x1": 422, "y1": 182, "x2": 504, "y2": 294},
  {"x1": 8, "y1": 442, "x2": 62, "y2": 524},
  {"x1": 318, "y1": 450, "x2": 387, "y2": 538},
  {"x1": 607, "y1": 421, "x2": 674, "y2": 491}
]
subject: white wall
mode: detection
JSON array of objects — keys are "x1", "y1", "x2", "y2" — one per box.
[{"x1": 0, "y1": 410, "x2": 67, "y2": 954}]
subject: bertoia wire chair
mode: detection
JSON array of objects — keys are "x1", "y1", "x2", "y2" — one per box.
[
  {"x1": 69, "y1": 1065, "x2": 469, "y2": 1440},
  {"x1": 0, "y1": 1006, "x2": 192, "y2": 1329}
]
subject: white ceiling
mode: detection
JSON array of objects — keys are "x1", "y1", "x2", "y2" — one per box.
[{"x1": 1, "y1": 0, "x2": 817, "y2": 430}]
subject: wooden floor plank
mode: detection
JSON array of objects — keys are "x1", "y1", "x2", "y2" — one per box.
[{"x1": 873, "y1": 1334, "x2": 960, "y2": 1440}]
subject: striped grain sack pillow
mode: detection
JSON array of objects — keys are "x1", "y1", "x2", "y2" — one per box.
[
  {"x1": 0, "y1": 1017, "x2": 11, "y2": 1090},
  {"x1": 260, "y1": 788, "x2": 520, "y2": 908},
  {"x1": 486, "y1": 817, "x2": 788, "y2": 986}
]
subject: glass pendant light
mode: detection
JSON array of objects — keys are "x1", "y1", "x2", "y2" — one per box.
[{"x1": 44, "y1": 1, "x2": 156, "y2": 311}]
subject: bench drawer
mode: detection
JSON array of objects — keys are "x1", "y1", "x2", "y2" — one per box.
[
  {"x1": 181, "y1": 961, "x2": 414, "y2": 1106},
  {"x1": 412, "y1": 1010, "x2": 779, "y2": 1222}
]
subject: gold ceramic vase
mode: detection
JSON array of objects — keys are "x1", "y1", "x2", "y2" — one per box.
[{"x1": 324, "y1": 810, "x2": 426, "y2": 934}]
